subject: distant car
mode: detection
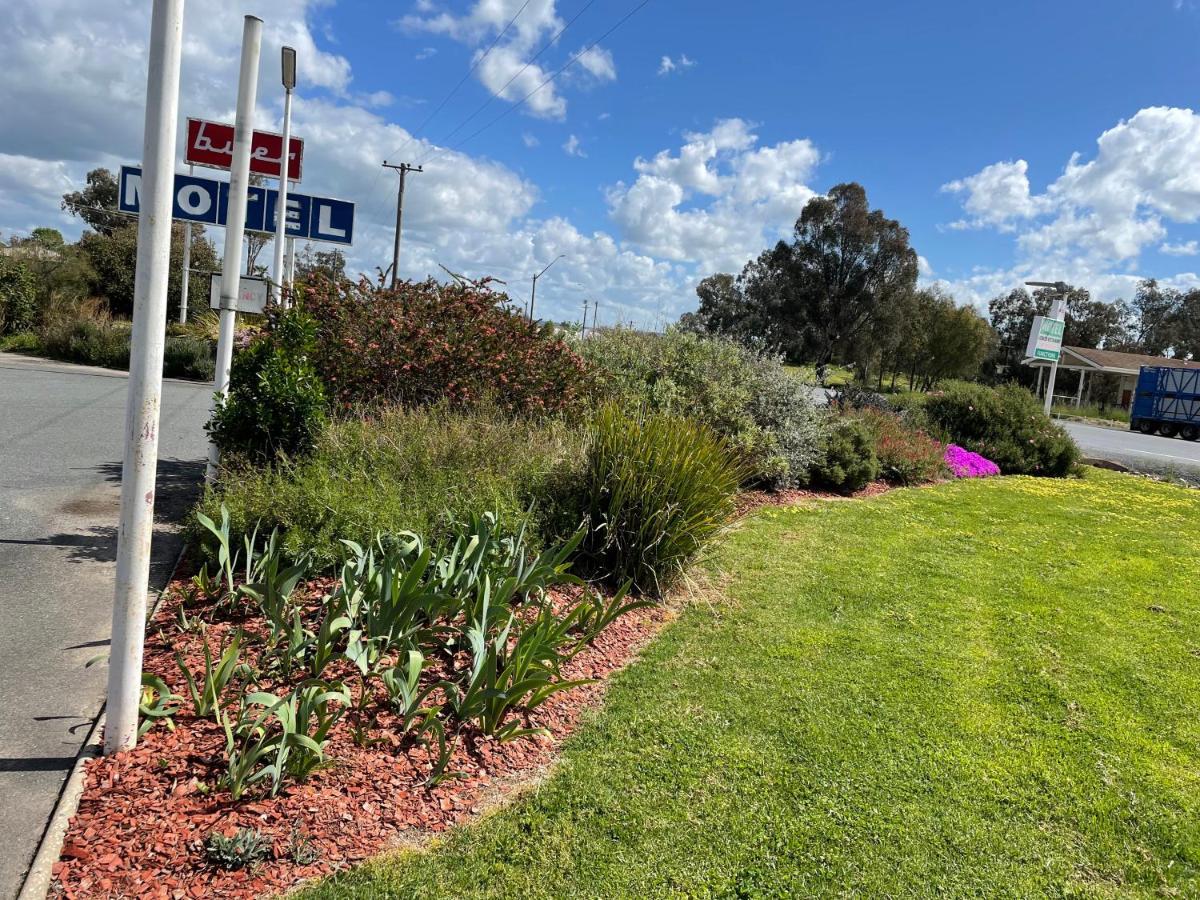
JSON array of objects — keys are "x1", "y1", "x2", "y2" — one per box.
[{"x1": 1131, "y1": 365, "x2": 1200, "y2": 440}]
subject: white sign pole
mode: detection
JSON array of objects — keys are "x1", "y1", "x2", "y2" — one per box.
[
  {"x1": 1043, "y1": 292, "x2": 1066, "y2": 415},
  {"x1": 178, "y1": 165, "x2": 193, "y2": 325},
  {"x1": 271, "y1": 47, "x2": 295, "y2": 308},
  {"x1": 105, "y1": 0, "x2": 186, "y2": 755},
  {"x1": 207, "y1": 15, "x2": 262, "y2": 482}
]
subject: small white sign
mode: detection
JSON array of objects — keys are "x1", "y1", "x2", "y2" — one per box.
[{"x1": 209, "y1": 275, "x2": 269, "y2": 315}]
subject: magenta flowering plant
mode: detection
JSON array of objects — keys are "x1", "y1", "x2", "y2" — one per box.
[{"x1": 944, "y1": 444, "x2": 1000, "y2": 479}]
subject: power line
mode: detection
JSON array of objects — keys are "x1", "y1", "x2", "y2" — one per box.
[
  {"x1": 419, "y1": 0, "x2": 653, "y2": 168},
  {"x1": 387, "y1": 0, "x2": 533, "y2": 165},
  {"x1": 361, "y1": 2, "x2": 534, "y2": 235},
  {"x1": 417, "y1": 0, "x2": 600, "y2": 165}
]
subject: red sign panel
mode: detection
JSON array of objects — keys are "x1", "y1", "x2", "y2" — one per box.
[{"x1": 185, "y1": 118, "x2": 303, "y2": 182}]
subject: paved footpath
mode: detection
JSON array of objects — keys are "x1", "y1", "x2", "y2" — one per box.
[{"x1": 0, "y1": 353, "x2": 210, "y2": 899}]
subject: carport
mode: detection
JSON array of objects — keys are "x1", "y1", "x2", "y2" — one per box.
[{"x1": 1023, "y1": 345, "x2": 1200, "y2": 409}]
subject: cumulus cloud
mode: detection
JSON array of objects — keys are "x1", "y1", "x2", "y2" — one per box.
[
  {"x1": 941, "y1": 106, "x2": 1200, "y2": 304},
  {"x1": 0, "y1": 0, "x2": 694, "y2": 328},
  {"x1": 562, "y1": 134, "x2": 586, "y2": 158},
  {"x1": 606, "y1": 119, "x2": 820, "y2": 273},
  {"x1": 400, "y1": 0, "x2": 616, "y2": 121}
]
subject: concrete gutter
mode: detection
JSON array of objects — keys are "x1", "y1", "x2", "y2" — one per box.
[{"x1": 16, "y1": 714, "x2": 105, "y2": 900}]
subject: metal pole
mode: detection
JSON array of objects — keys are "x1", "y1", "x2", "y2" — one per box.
[
  {"x1": 582, "y1": 298, "x2": 588, "y2": 337},
  {"x1": 286, "y1": 237, "x2": 296, "y2": 287},
  {"x1": 1043, "y1": 291, "x2": 1066, "y2": 416},
  {"x1": 105, "y1": 0, "x2": 185, "y2": 755},
  {"x1": 271, "y1": 77, "x2": 293, "y2": 307},
  {"x1": 207, "y1": 15, "x2": 262, "y2": 481},
  {"x1": 178, "y1": 165, "x2": 193, "y2": 325}
]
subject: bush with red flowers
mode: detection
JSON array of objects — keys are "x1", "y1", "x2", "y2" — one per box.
[{"x1": 299, "y1": 275, "x2": 591, "y2": 415}]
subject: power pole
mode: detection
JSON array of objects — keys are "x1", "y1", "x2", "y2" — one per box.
[
  {"x1": 582, "y1": 298, "x2": 589, "y2": 337},
  {"x1": 529, "y1": 254, "x2": 565, "y2": 324},
  {"x1": 591, "y1": 300, "x2": 599, "y2": 334},
  {"x1": 383, "y1": 160, "x2": 422, "y2": 289}
]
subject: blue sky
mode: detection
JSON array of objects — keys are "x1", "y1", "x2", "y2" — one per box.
[{"x1": 4, "y1": 0, "x2": 1200, "y2": 325}]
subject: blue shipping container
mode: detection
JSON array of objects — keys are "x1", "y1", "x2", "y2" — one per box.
[{"x1": 1131, "y1": 366, "x2": 1200, "y2": 439}]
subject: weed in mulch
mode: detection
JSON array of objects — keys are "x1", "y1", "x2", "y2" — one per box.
[{"x1": 205, "y1": 828, "x2": 270, "y2": 871}]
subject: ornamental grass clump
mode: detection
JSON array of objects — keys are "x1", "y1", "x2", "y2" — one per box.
[
  {"x1": 577, "y1": 405, "x2": 750, "y2": 595},
  {"x1": 944, "y1": 444, "x2": 1000, "y2": 478}
]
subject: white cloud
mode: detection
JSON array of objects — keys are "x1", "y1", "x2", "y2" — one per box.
[
  {"x1": 415, "y1": 47, "x2": 437, "y2": 61},
  {"x1": 401, "y1": 1, "x2": 616, "y2": 121},
  {"x1": 0, "y1": 0, "x2": 695, "y2": 329},
  {"x1": 562, "y1": 134, "x2": 586, "y2": 158},
  {"x1": 1162, "y1": 240, "x2": 1199, "y2": 256},
  {"x1": 942, "y1": 159, "x2": 1047, "y2": 231},
  {"x1": 657, "y1": 54, "x2": 696, "y2": 76},
  {"x1": 575, "y1": 46, "x2": 616, "y2": 82},
  {"x1": 941, "y1": 107, "x2": 1200, "y2": 305},
  {"x1": 522, "y1": 132, "x2": 540, "y2": 148},
  {"x1": 607, "y1": 119, "x2": 820, "y2": 273}
]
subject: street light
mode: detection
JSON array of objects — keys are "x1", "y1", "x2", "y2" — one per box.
[
  {"x1": 1025, "y1": 280, "x2": 1070, "y2": 415},
  {"x1": 271, "y1": 45, "x2": 297, "y2": 306},
  {"x1": 528, "y1": 254, "x2": 565, "y2": 324}
]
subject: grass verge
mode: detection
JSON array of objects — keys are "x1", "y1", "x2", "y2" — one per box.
[{"x1": 301, "y1": 469, "x2": 1200, "y2": 898}]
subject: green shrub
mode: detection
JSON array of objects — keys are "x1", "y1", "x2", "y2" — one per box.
[
  {"x1": 849, "y1": 407, "x2": 946, "y2": 486},
  {"x1": 206, "y1": 309, "x2": 326, "y2": 462},
  {"x1": 579, "y1": 329, "x2": 822, "y2": 488},
  {"x1": 39, "y1": 315, "x2": 131, "y2": 368},
  {"x1": 924, "y1": 382, "x2": 1079, "y2": 477},
  {"x1": 163, "y1": 335, "x2": 214, "y2": 380},
  {"x1": 575, "y1": 405, "x2": 748, "y2": 596},
  {"x1": 193, "y1": 405, "x2": 585, "y2": 569},
  {"x1": 812, "y1": 418, "x2": 881, "y2": 494},
  {"x1": 0, "y1": 255, "x2": 36, "y2": 334},
  {"x1": 0, "y1": 331, "x2": 41, "y2": 353}
]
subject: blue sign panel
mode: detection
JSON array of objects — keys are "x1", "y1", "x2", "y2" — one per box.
[{"x1": 118, "y1": 165, "x2": 354, "y2": 246}]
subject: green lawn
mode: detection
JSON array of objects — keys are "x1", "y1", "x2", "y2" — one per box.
[{"x1": 304, "y1": 470, "x2": 1200, "y2": 898}]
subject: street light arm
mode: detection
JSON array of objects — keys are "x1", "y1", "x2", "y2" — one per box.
[{"x1": 535, "y1": 253, "x2": 566, "y2": 281}]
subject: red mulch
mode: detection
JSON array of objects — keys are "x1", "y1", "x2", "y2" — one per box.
[
  {"x1": 735, "y1": 480, "x2": 893, "y2": 515},
  {"x1": 52, "y1": 575, "x2": 669, "y2": 900}
]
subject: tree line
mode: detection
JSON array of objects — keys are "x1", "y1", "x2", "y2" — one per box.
[
  {"x1": 679, "y1": 182, "x2": 993, "y2": 389},
  {"x1": 680, "y1": 181, "x2": 1199, "y2": 392}
]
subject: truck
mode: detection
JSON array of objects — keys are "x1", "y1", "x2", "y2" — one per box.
[{"x1": 1131, "y1": 365, "x2": 1200, "y2": 440}]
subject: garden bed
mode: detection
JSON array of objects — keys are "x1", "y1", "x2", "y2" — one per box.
[{"x1": 52, "y1": 573, "x2": 669, "y2": 899}]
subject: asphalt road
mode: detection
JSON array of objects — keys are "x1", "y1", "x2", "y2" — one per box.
[
  {"x1": 1062, "y1": 420, "x2": 1200, "y2": 480},
  {"x1": 0, "y1": 353, "x2": 210, "y2": 899}
]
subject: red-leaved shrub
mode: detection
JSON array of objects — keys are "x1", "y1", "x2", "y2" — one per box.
[
  {"x1": 299, "y1": 275, "x2": 591, "y2": 414},
  {"x1": 849, "y1": 407, "x2": 947, "y2": 486}
]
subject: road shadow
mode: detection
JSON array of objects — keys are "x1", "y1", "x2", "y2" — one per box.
[{"x1": 0, "y1": 458, "x2": 205, "y2": 566}]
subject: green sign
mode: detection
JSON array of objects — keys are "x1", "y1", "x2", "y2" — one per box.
[{"x1": 1027, "y1": 316, "x2": 1065, "y2": 361}]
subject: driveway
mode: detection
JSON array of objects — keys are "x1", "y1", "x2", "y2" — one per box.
[
  {"x1": 1061, "y1": 420, "x2": 1200, "y2": 481},
  {"x1": 0, "y1": 353, "x2": 211, "y2": 899}
]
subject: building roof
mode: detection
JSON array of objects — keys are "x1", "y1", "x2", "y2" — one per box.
[{"x1": 1025, "y1": 345, "x2": 1200, "y2": 374}]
